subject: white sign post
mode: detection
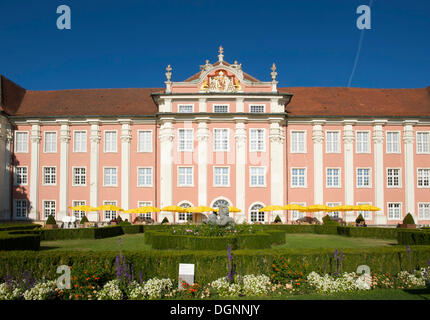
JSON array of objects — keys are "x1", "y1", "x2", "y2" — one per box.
[{"x1": 178, "y1": 263, "x2": 195, "y2": 289}]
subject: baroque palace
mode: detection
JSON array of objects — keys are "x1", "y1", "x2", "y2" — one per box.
[{"x1": 0, "y1": 47, "x2": 430, "y2": 225}]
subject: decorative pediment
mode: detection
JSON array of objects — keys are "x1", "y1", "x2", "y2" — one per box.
[{"x1": 200, "y1": 69, "x2": 242, "y2": 93}]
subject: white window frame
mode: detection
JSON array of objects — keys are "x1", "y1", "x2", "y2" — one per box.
[
  {"x1": 290, "y1": 130, "x2": 306, "y2": 153},
  {"x1": 73, "y1": 130, "x2": 87, "y2": 153},
  {"x1": 178, "y1": 104, "x2": 194, "y2": 113},
  {"x1": 213, "y1": 166, "x2": 230, "y2": 187},
  {"x1": 291, "y1": 202, "x2": 306, "y2": 221},
  {"x1": 103, "y1": 200, "x2": 117, "y2": 221},
  {"x1": 386, "y1": 131, "x2": 401, "y2": 154},
  {"x1": 326, "y1": 168, "x2": 341, "y2": 188},
  {"x1": 14, "y1": 166, "x2": 28, "y2": 186},
  {"x1": 417, "y1": 168, "x2": 430, "y2": 188},
  {"x1": 103, "y1": 167, "x2": 118, "y2": 187},
  {"x1": 14, "y1": 199, "x2": 28, "y2": 219},
  {"x1": 137, "y1": 201, "x2": 153, "y2": 220},
  {"x1": 178, "y1": 166, "x2": 194, "y2": 187},
  {"x1": 72, "y1": 200, "x2": 86, "y2": 219},
  {"x1": 356, "y1": 202, "x2": 372, "y2": 220},
  {"x1": 177, "y1": 129, "x2": 194, "y2": 152},
  {"x1": 418, "y1": 203, "x2": 430, "y2": 221},
  {"x1": 104, "y1": 130, "x2": 118, "y2": 153},
  {"x1": 416, "y1": 131, "x2": 430, "y2": 154},
  {"x1": 177, "y1": 201, "x2": 193, "y2": 222},
  {"x1": 137, "y1": 130, "x2": 153, "y2": 153},
  {"x1": 42, "y1": 166, "x2": 57, "y2": 186},
  {"x1": 327, "y1": 202, "x2": 342, "y2": 219},
  {"x1": 14, "y1": 131, "x2": 29, "y2": 153},
  {"x1": 325, "y1": 130, "x2": 341, "y2": 153},
  {"x1": 249, "y1": 202, "x2": 266, "y2": 223},
  {"x1": 387, "y1": 202, "x2": 402, "y2": 220},
  {"x1": 249, "y1": 128, "x2": 266, "y2": 152},
  {"x1": 43, "y1": 131, "x2": 57, "y2": 153},
  {"x1": 356, "y1": 131, "x2": 371, "y2": 154},
  {"x1": 213, "y1": 128, "x2": 230, "y2": 152},
  {"x1": 72, "y1": 167, "x2": 87, "y2": 186},
  {"x1": 386, "y1": 168, "x2": 401, "y2": 188},
  {"x1": 249, "y1": 166, "x2": 266, "y2": 187},
  {"x1": 291, "y1": 168, "x2": 307, "y2": 188},
  {"x1": 137, "y1": 167, "x2": 153, "y2": 187},
  {"x1": 249, "y1": 104, "x2": 265, "y2": 113},
  {"x1": 43, "y1": 200, "x2": 56, "y2": 220},
  {"x1": 213, "y1": 104, "x2": 229, "y2": 113},
  {"x1": 356, "y1": 167, "x2": 372, "y2": 188}
]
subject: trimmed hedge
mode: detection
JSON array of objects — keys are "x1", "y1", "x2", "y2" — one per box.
[
  {"x1": 1, "y1": 246, "x2": 430, "y2": 284},
  {"x1": 397, "y1": 230, "x2": 430, "y2": 245},
  {"x1": 144, "y1": 230, "x2": 286, "y2": 250},
  {"x1": 121, "y1": 225, "x2": 143, "y2": 234},
  {"x1": 40, "y1": 226, "x2": 125, "y2": 241},
  {"x1": 0, "y1": 223, "x2": 41, "y2": 232},
  {"x1": 0, "y1": 231, "x2": 40, "y2": 251}
]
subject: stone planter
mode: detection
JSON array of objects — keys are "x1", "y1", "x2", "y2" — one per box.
[
  {"x1": 400, "y1": 224, "x2": 416, "y2": 229},
  {"x1": 45, "y1": 224, "x2": 58, "y2": 229}
]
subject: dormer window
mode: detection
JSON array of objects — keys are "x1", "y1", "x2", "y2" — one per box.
[{"x1": 213, "y1": 104, "x2": 229, "y2": 113}]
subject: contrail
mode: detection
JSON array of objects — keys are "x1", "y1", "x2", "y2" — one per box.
[{"x1": 347, "y1": 0, "x2": 374, "y2": 87}]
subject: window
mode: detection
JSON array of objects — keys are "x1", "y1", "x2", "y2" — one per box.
[
  {"x1": 326, "y1": 131, "x2": 340, "y2": 153},
  {"x1": 212, "y1": 199, "x2": 231, "y2": 217},
  {"x1": 104, "y1": 168, "x2": 117, "y2": 186},
  {"x1": 72, "y1": 200, "x2": 86, "y2": 219},
  {"x1": 73, "y1": 167, "x2": 86, "y2": 186},
  {"x1": 356, "y1": 131, "x2": 370, "y2": 153},
  {"x1": 214, "y1": 129, "x2": 229, "y2": 151},
  {"x1": 44, "y1": 132, "x2": 57, "y2": 153},
  {"x1": 357, "y1": 168, "x2": 370, "y2": 187},
  {"x1": 250, "y1": 105, "x2": 265, "y2": 113},
  {"x1": 250, "y1": 204, "x2": 265, "y2": 223},
  {"x1": 386, "y1": 132, "x2": 400, "y2": 153},
  {"x1": 15, "y1": 200, "x2": 27, "y2": 218},
  {"x1": 73, "y1": 131, "x2": 87, "y2": 152},
  {"x1": 43, "y1": 167, "x2": 56, "y2": 185},
  {"x1": 418, "y1": 203, "x2": 430, "y2": 220},
  {"x1": 418, "y1": 169, "x2": 430, "y2": 187},
  {"x1": 138, "y1": 201, "x2": 152, "y2": 220},
  {"x1": 178, "y1": 129, "x2": 193, "y2": 151},
  {"x1": 178, "y1": 104, "x2": 193, "y2": 113},
  {"x1": 327, "y1": 203, "x2": 341, "y2": 219},
  {"x1": 213, "y1": 105, "x2": 228, "y2": 113},
  {"x1": 103, "y1": 201, "x2": 117, "y2": 220},
  {"x1": 357, "y1": 202, "x2": 372, "y2": 220},
  {"x1": 387, "y1": 168, "x2": 400, "y2": 187},
  {"x1": 291, "y1": 168, "x2": 306, "y2": 187},
  {"x1": 250, "y1": 167, "x2": 265, "y2": 187},
  {"x1": 291, "y1": 203, "x2": 306, "y2": 221},
  {"x1": 178, "y1": 167, "x2": 193, "y2": 186},
  {"x1": 178, "y1": 202, "x2": 193, "y2": 222},
  {"x1": 214, "y1": 167, "x2": 229, "y2": 186},
  {"x1": 138, "y1": 131, "x2": 152, "y2": 152},
  {"x1": 417, "y1": 132, "x2": 430, "y2": 154},
  {"x1": 15, "y1": 167, "x2": 28, "y2": 185},
  {"x1": 138, "y1": 168, "x2": 153, "y2": 187},
  {"x1": 15, "y1": 132, "x2": 28, "y2": 153},
  {"x1": 388, "y1": 203, "x2": 402, "y2": 220},
  {"x1": 250, "y1": 129, "x2": 265, "y2": 152},
  {"x1": 326, "y1": 168, "x2": 340, "y2": 187},
  {"x1": 291, "y1": 131, "x2": 305, "y2": 153},
  {"x1": 43, "y1": 201, "x2": 56, "y2": 219},
  {"x1": 104, "y1": 131, "x2": 117, "y2": 153}
]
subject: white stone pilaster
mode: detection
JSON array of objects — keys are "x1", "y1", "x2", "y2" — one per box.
[
  {"x1": 234, "y1": 119, "x2": 247, "y2": 223},
  {"x1": 120, "y1": 120, "x2": 132, "y2": 211},
  {"x1": 28, "y1": 121, "x2": 41, "y2": 220},
  {"x1": 312, "y1": 121, "x2": 325, "y2": 221},
  {"x1": 236, "y1": 97, "x2": 244, "y2": 113},
  {"x1": 343, "y1": 121, "x2": 356, "y2": 222},
  {"x1": 159, "y1": 119, "x2": 175, "y2": 222},
  {"x1": 89, "y1": 120, "x2": 101, "y2": 220},
  {"x1": 403, "y1": 121, "x2": 417, "y2": 222},
  {"x1": 0, "y1": 118, "x2": 11, "y2": 220},
  {"x1": 58, "y1": 120, "x2": 70, "y2": 221},
  {"x1": 373, "y1": 121, "x2": 387, "y2": 224},
  {"x1": 269, "y1": 119, "x2": 285, "y2": 223},
  {"x1": 196, "y1": 118, "x2": 209, "y2": 206},
  {"x1": 198, "y1": 98, "x2": 207, "y2": 113}
]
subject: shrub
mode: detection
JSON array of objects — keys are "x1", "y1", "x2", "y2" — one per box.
[
  {"x1": 274, "y1": 215, "x2": 282, "y2": 224},
  {"x1": 403, "y1": 213, "x2": 415, "y2": 225},
  {"x1": 322, "y1": 215, "x2": 339, "y2": 226},
  {"x1": 397, "y1": 230, "x2": 430, "y2": 245},
  {"x1": 0, "y1": 231, "x2": 40, "y2": 251},
  {"x1": 40, "y1": 226, "x2": 124, "y2": 241},
  {"x1": 161, "y1": 217, "x2": 169, "y2": 224},
  {"x1": 80, "y1": 216, "x2": 89, "y2": 224},
  {"x1": 355, "y1": 214, "x2": 365, "y2": 224},
  {"x1": 0, "y1": 223, "x2": 41, "y2": 232},
  {"x1": 45, "y1": 215, "x2": 56, "y2": 225}
]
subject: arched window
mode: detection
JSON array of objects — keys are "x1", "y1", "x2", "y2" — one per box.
[
  {"x1": 250, "y1": 204, "x2": 264, "y2": 223},
  {"x1": 179, "y1": 202, "x2": 192, "y2": 222},
  {"x1": 212, "y1": 199, "x2": 230, "y2": 216}
]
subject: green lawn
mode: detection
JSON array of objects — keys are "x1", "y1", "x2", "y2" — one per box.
[
  {"x1": 40, "y1": 232, "x2": 397, "y2": 252},
  {"x1": 273, "y1": 233, "x2": 397, "y2": 249}
]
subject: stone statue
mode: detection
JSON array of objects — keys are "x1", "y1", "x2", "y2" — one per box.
[{"x1": 203, "y1": 204, "x2": 235, "y2": 227}]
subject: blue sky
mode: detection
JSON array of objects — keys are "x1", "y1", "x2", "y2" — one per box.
[{"x1": 0, "y1": 0, "x2": 429, "y2": 90}]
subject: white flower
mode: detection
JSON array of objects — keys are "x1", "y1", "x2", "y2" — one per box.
[
  {"x1": 143, "y1": 278, "x2": 173, "y2": 300},
  {"x1": 23, "y1": 281, "x2": 56, "y2": 300},
  {"x1": 96, "y1": 279, "x2": 123, "y2": 300}
]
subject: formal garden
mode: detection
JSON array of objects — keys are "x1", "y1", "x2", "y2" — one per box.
[{"x1": 1, "y1": 211, "x2": 430, "y2": 300}]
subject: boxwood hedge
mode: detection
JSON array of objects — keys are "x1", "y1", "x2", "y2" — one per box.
[{"x1": 397, "y1": 230, "x2": 430, "y2": 245}]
